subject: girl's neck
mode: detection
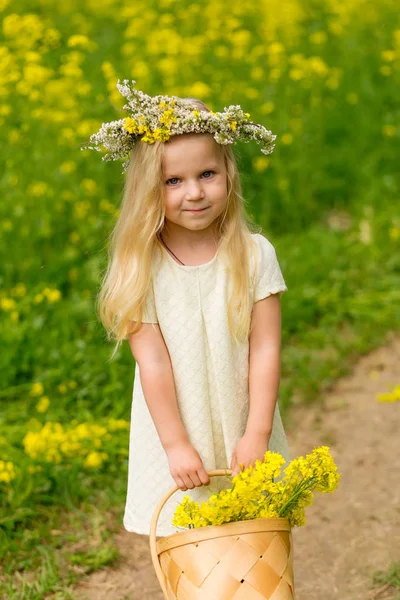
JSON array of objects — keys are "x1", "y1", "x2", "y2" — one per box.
[
  {"x1": 160, "y1": 226, "x2": 220, "y2": 251},
  {"x1": 158, "y1": 230, "x2": 220, "y2": 266}
]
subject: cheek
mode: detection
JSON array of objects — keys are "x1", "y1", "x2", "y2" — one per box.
[
  {"x1": 164, "y1": 190, "x2": 180, "y2": 212},
  {"x1": 215, "y1": 178, "x2": 228, "y2": 198}
]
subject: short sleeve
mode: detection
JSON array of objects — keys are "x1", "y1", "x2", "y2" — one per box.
[
  {"x1": 253, "y1": 234, "x2": 288, "y2": 303},
  {"x1": 141, "y1": 281, "x2": 158, "y2": 323}
]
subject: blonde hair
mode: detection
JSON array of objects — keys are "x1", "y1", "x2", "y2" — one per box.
[{"x1": 97, "y1": 97, "x2": 263, "y2": 361}]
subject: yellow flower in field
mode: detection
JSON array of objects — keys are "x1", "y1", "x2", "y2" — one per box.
[
  {"x1": 377, "y1": 385, "x2": 400, "y2": 402},
  {"x1": 28, "y1": 465, "x2": 42, "y2": 474},
  {"x1": 252, "y1": 156, "x2": 270, "y2": 173},
  {"x1": 382, "y1": 125, "x2": 397, "y2": 137},
  {"x1": 43, "y1": 288, "x2": 61, "y2": 303},
  {"x1": 281, "y1": 133, "x2": 293, "y2": 145},
  {"x1": 69, "y1": 232, "x2": 80, "y2": 244},
  {"x1": 75, "y1": 82, "x2": 92, "y2": 97},
  {"x1": 328, "y1": 21, "x2": 343, "y2": 36},
  {"x1": 81, "y1": 179, "x2": 97, "y2": 195},
  {"x1": 157, "y1": 57, "x2": 177, "y2": 77},
  {"x1": 84, "y1": 452, "x2": 108, "y2": 468},
  {"x1": 381, "y1": 50, "x2": 396, "y2": 61},
  {"x1": 2, "y1": 220, "x2": 13, "y2": 231},
  {"x1": 67, "y1": 35, "x2": 97, "y2": 51},
  {"x1": 308, "y1": 56, "x2": 329, "y2": 77},
  {"x1": 389, "y1": 226, "x2": 399, "y2": 240},
  {"x1": 11, "y1": 283, "x2": 26, "y2": 297},
  {"x1": 325, "y1": 68, "x2": 341, "y2": 90},
  {"x1": 24, "y1": 51, "x2": 41, "y2": 63},
  {"x1": 0, "y1": 460, "x2": 15, "y2": 483},
  {"x1": 245, "y1": 88, "x2": 259, "y2": 100},
  {"x1": 230, "y1": 121, "x2": 237, "y2": 132},
  {"x1": 289, "y1": 68, "x2": 304, "y2": 81},
  {"x1": 23, "y1": 63, "x2": 54, "y2": 85},
  {"x1": 30, "y1": 382, "x2": 44, "y2": 397},
  {"x1": 60, "y1": 161, "x2": 76, "y2": 174},
  {"x1": 309, "y1": 31, "x2": 327, "y2": 45},
  {"x1": 215, "y1": 45, "x2": 229, "y2": 58},
  {"x1": 60, "y1": 128, "x2": 76, "y2": 144},
  {"x1": 108, "y1": 419, "x2": 130, "y2": 432},
  {"x1": 379, "y1": 65, "x2": 391, "y2": 76},
  {"x1": 0, "y1": 297, "x2": 16, "y2": 311},
  {"x1": 43, "y1": 27, "x2": 61, "y2": 49},
  {"x1": 187, "y1": 81, "x2": 211, "y2": 98},
  {"x1": 35, "y1": 396, "x2": 50, "y2": 413},
  {"x1": 261, "y1": 102, "x2": 274, "y2": 115},
  {"x1": 251, "y1": 67, "x2": 264, "y2": 81},
  {"x1": 27, "y1": 182, "x2": 49, "y2": 197},
  {"x1": 9, "y1": 129, "x2": 20, "y2": 144},
  {"x1": 268, "y1": 42, "x2": 285, "y2": 56}
]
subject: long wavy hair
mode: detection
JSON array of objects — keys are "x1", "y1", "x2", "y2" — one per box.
[{"x1": 97, "y1": 98, "x2": 263, "y2": 360}]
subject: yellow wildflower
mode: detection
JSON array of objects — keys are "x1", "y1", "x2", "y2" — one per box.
[
  {"x1": 35, "y1": 396, "x2": 50, "y2": 413},
  {"x1": 0, "y1": 460, "x2": 16, "y2": 483},
  {"x1": 84, "y1": 452, "x2": 108, "y2": 468}
]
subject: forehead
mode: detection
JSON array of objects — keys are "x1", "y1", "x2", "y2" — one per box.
[{"x1": 162, "y1": 133, "x2": 224, "y2": 174}]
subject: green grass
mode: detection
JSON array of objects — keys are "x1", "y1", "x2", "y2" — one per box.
[{"x1": 369, "y1": 562, "x2": 400, "y2": 599}]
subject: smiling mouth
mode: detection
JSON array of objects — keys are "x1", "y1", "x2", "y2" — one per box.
[{"x1": 185, "y1": 207, "x2": 209, "y2": 212}]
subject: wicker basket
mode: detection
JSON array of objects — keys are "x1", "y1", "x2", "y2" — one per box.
[{"x1": 149, "y1": 469, "x2": 295, "y2": 599}]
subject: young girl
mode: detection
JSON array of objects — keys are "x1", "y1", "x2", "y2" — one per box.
[{"x1": 85, "y1": 82, "x2": 291, "y2": 537}]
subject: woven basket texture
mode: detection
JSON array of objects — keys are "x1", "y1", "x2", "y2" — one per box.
[{"x1": 149, "y1": 470, "x2": 295, "y2": 600}]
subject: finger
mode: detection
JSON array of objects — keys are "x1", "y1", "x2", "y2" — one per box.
[
  {"x1": 189, "y1": 471, "x2": 203, "y2": 487},
  {"x1": 181, "y1": 474, "x2": 195, "y2": 489},
  {"x1": 175, "y1": 475, "x2": 187, "y2": 491},
  {"x1": 198, "y1": 469, "x2": 210, "y2": 486}
]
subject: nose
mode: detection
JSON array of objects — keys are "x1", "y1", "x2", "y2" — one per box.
[{"x1": 184, "y1": 179, "x2": 205, "y2": 200}]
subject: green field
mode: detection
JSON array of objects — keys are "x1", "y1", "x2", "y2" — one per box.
[{"x1": 1, "y1": 0, "x2": 399, "y2": 597}]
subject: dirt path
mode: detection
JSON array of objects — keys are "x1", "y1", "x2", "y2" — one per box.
[{"x1": 73, "y1": 332, "x2": 400, "y2": 600}]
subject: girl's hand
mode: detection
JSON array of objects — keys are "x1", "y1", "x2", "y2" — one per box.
[
  {"x1": 230, "y1": 431, "x2": 271, "y2": 477},
  {"x1": 165, "y1": 439, "x2": 211, "y2": 491}
]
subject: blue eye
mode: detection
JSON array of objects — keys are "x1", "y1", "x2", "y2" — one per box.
[{"x1": 165, "y1": 171, "x2": 215, "y2": 185}]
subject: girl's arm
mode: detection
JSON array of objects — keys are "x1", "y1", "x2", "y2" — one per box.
[
  {"x1": 129, "y1": 324, "x2": 190, "y2": 452},
  {"x1": 245, "y1": 293, "x2": 282, "y2": 437}
]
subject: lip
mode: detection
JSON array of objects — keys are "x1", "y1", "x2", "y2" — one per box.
[{"x1": 185, "y1": 207, "x2": 209, "y2": 213}]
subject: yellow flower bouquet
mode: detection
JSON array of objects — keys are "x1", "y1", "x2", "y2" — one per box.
[{"x1": 172, "y1": 445, "x2": 340, "y2": 529}]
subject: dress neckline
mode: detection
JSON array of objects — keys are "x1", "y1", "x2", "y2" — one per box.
[{"x1": 158, "y1": 239, "x2": 221, "y2": 269}]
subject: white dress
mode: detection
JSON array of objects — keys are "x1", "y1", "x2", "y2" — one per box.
[{"x1": 123, "y1": 233, "x2": 291, "y2": 537}]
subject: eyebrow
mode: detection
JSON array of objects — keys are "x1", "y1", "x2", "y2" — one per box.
[{"x1": 164, "y1": 163, "x2": 220, "y2": 178}]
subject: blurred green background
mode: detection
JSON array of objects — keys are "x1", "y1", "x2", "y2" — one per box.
[{"x1": 0, "y1": 0, "x2": 399, "y2": 596}]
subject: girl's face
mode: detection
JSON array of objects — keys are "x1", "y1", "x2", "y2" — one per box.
[{"x1": 161, "y1": 133, "x2": 228, "y2": 238}]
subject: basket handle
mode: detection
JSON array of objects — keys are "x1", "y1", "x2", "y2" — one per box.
[{"x1": 149, "y1": 468, "x2": 232, "y2": 598}]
